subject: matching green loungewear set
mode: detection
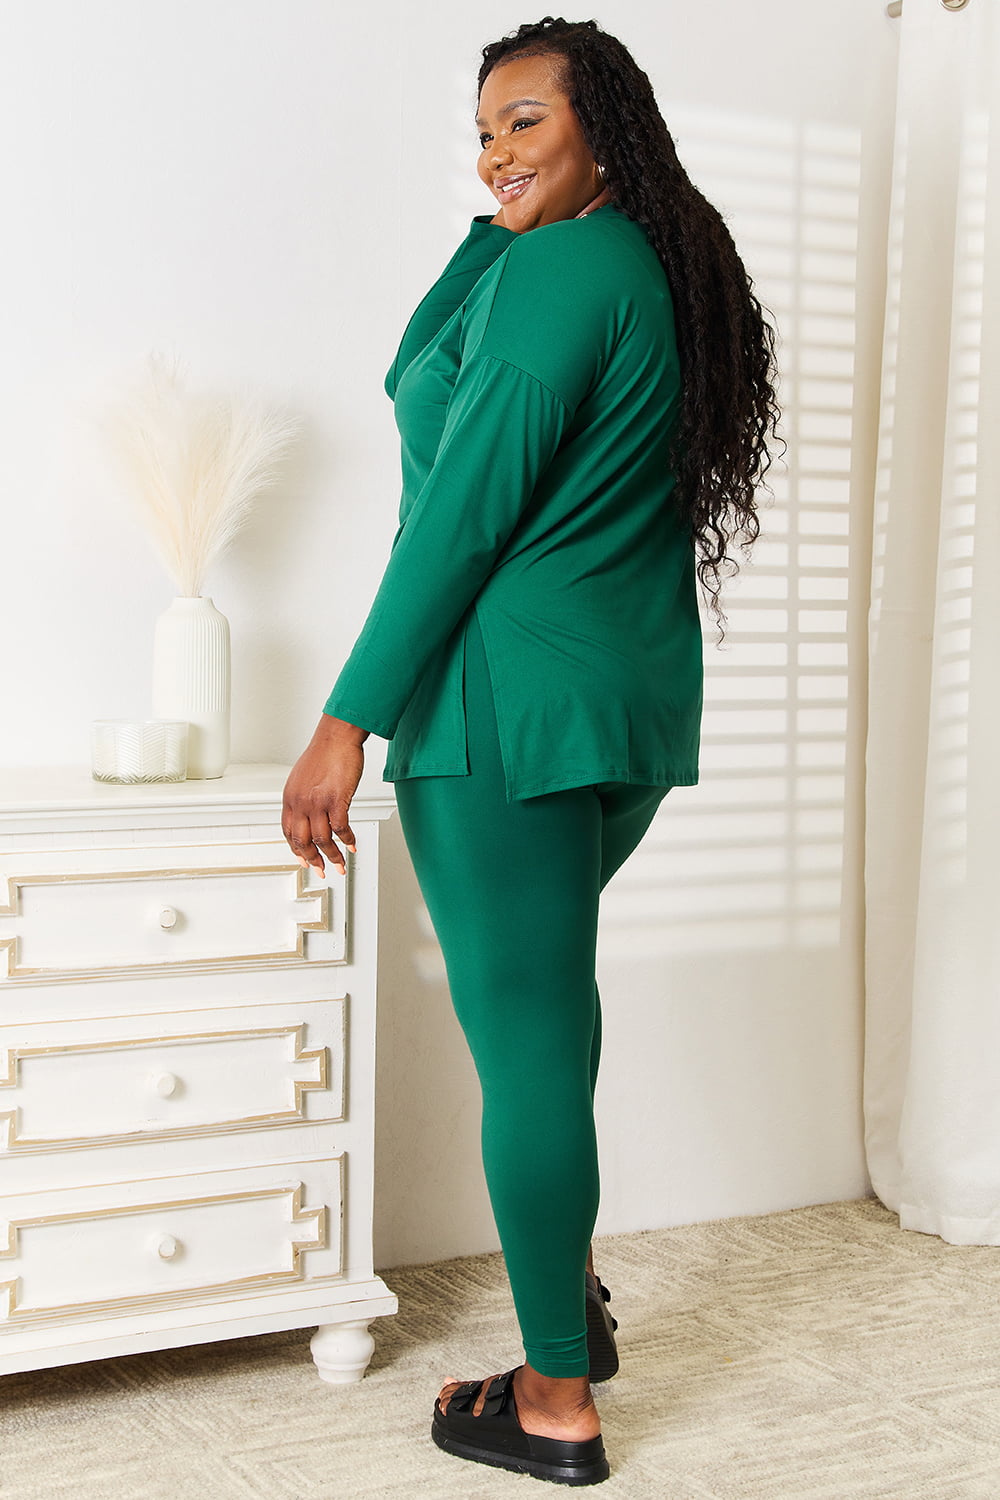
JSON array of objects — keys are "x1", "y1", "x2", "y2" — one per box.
[{"x1": 323, "y1": 203, "x2": 703, "y2": 1376}]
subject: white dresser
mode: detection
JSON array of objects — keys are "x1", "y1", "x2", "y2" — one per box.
[{"x1": 0, "y1": 763, "x2": 397, "y2": 1382}]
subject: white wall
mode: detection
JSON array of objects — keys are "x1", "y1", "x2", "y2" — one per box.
[{"x1": 0, "y1": 1, "x2": 899, "y2": 1269}]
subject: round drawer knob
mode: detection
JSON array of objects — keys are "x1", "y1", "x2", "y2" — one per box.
[
  {"x1": 158, "y1": 906, "x2": 178, "y2": 930},
  {"x1": 151, "y1": 1071, "x2": 179, "y2": 1098},
  {"x1": 155, "y1": 1234, "x2": 181, "y2": 1261}
]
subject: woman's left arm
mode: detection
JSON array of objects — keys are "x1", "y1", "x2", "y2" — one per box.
[
  {"x1": 323, "y1": 224, "x2": 615, "y2": 736},
  {"x1": 281, "y1": 352, "x2": 571, "y2": 878},
  {"x1": 320, "y1": 351, "x2": 573, "y2": 738},
  {"x1": 283, "y1": 226, "x2": 612, "y2": 873}
]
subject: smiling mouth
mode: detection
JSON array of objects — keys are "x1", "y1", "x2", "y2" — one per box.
[{"x1": 495, "y1": 174, "x2": 535, "y2": 203}]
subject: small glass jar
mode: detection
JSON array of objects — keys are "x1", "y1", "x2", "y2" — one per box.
[{"x1": 91, "y1": 720, "x2": 189, "y2": 784}]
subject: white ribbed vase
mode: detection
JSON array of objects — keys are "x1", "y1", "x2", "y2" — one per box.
[{"x1": 151, "y1": 596, "x2": 231, "y2": 779}]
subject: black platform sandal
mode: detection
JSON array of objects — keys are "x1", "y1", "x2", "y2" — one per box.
[
  {"x1": 431, "y1": 1367, "x2": 610, "y2": 1486},
  {"x1": 585, "y1": 1271, "x2": 619, "y2": 1383}
]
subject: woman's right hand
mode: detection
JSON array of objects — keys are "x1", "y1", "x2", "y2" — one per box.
[{"x1": 281, "y1": 716, "x2": 369, "y2": 877}]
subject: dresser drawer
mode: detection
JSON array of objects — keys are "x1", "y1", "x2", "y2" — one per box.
[
  {"x1": 0, "y1": 839, "x2": 346, "y2": 982},
  {"x1": 0, "y1": 1158, "x2": 343, "y2": 1326},
  {"x1": 0, "y1": 998, "x2": 346, "y2": 1154}
]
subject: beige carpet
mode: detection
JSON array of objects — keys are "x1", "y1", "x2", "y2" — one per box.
[{"x1": 4, "y1": 1197, "x2": 999, "y2": 1499}]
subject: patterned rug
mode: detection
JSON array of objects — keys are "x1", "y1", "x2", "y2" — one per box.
[{"x1": 4, "y1": 1197, "x2": 999, "y2": 1498}]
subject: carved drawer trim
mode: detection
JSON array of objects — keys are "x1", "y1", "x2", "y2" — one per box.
[
  {"x1": 0, "y1": 1001, "x2": 347, "y2": 1152},
  {"x1": 0, "y1": 1170, "x2": 342, "y2": 1324},
  {"x1": 0, "y1": 847, "x2": 347, "y2": 982}
]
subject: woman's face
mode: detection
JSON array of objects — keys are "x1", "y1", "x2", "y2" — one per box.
[{"x1": 476, "y1": 54, "x2": 603, "y2": 232}]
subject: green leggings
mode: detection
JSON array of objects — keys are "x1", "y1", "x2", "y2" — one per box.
[{"x1": 394, "y1": 610, "x2": 669, "y2": 1376}]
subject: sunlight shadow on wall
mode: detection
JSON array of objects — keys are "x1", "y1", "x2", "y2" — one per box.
[{"x1": 598, "y1": 108, "x2": 862, "y2": 958}]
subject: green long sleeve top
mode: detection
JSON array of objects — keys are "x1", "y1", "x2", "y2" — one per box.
[{"x1": 322, "y1": 202, "x2": 703, "y2": 802}]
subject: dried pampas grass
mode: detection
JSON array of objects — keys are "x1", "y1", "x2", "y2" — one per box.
[{"x1": 99, "y1": 350, "x2": 303, "y2": 597}]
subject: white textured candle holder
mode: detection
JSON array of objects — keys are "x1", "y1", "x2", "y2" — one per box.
[{"x1": 91, "y1": 720, "x2": 189, "y2": 784}]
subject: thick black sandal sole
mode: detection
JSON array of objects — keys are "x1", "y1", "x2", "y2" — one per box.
[
  {"x1": 431, "y1": 1416, "x2": 611, "y2": 1486},
  {"x1": 585, "y1": 1279, "x2": 620, "y2": 1383}
]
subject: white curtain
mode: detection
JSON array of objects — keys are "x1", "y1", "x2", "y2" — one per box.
[{"x1": 864, "y1": 0, "x2": 1000, "y2": 1244}]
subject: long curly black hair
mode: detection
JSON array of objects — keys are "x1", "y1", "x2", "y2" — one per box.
[{"x1": 479, "y1": 17, "x2": 783, "y2": 632}]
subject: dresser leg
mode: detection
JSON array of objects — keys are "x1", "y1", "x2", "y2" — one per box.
[{"x1": 310, "y1": 1318, "x2": 376, "y2": 1383}]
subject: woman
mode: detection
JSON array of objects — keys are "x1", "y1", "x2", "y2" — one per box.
[{"x1": 282, "y1": 16, "x2": 779, "y2": 1487}]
